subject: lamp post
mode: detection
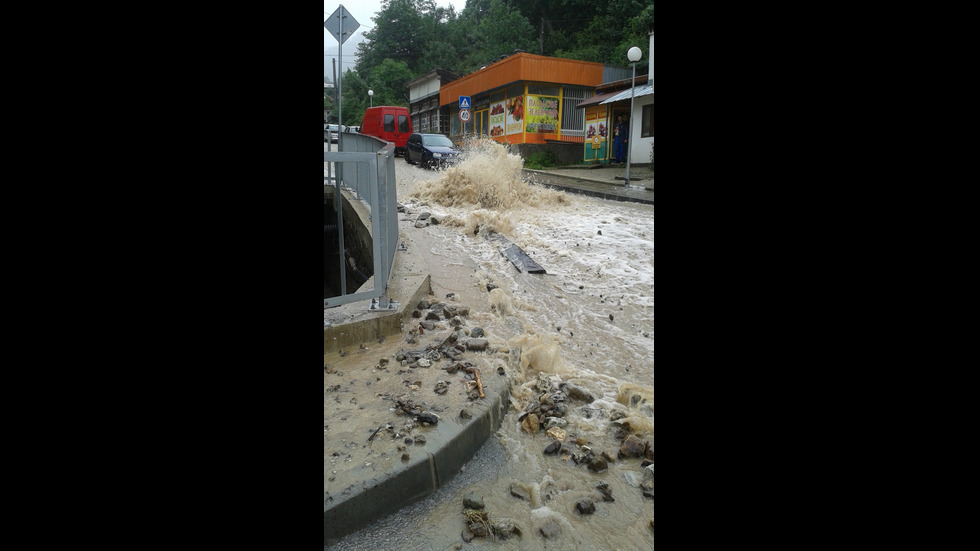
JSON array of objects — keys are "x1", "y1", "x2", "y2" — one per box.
[
  {"x1": 368, "y1": 89, "x2": 373, "y2": 107},
  {"x1": 625, "y1": 46, "x2": 642, "y2": 189}
]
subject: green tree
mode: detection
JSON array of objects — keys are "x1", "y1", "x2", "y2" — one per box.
[
  {"x1": 460, "y1": 0, "x2": 536, "y2": 72},
  {"x1": 338, "y1": 69, "x2": 368, "y2": 126},
  {"x1": 356, "y1": 0, "x2": 438, "y2": 77},
  {"x1": 369, "y1": 58, "x2": 415, "y2": 107}
]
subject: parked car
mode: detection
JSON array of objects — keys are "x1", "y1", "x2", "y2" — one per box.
[
  {"x1": 360, "y1": 106, "x2": 412, "y2": 156},
  {"x1": 405, "y1": 133, "x2": 462, "y2": 168},
  {"x1": 324, "y1": 124, "x2": 346, "y2": 143}
]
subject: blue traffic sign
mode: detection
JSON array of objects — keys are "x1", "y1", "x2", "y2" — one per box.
[{"x1": 459, "y1": 96, "x2": 471, "y2": 109}]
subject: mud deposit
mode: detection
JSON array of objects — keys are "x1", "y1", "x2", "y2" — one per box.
[{"x1": 326, "y1": 139, "x2": 654, "y2": 550}]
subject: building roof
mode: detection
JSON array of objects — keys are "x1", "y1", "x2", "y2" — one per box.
[
  {"x1": 439, "y1": 52, "x2": 606, "y2": 107},
  {"x1": 599, "y1": 84, "x2": 653, "y2": 104},
  {"x1": 576, "y1": 89, "x2": 623, "y2": 109}
]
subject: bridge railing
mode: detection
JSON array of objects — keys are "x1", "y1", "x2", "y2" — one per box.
[{"x1": 324, "y1": 132, "x2": 399, "y2": 310}]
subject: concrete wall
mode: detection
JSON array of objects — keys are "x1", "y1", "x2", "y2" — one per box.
[
  {"x1": 630, "y1": 94, "x2": 654, "y2": 164},
  {"x1": 514, "y1": 141, "x2": 583, "y2": 165},
  {"x1": 324, "y1": 186, "x2": 374, "y2": 293}
]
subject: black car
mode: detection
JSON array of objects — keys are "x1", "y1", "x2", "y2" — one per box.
[{"x1": 405, "y1": 133, "x2": 462, "y2": 168}]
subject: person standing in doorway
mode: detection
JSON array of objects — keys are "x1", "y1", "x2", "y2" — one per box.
[{"x1": 613, "y1": 115, "x2": 629, "y2": 163}]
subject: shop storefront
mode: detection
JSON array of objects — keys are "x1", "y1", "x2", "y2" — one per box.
[{"x1": 439, "y1": 53, "x2": 629, "y2": 145}]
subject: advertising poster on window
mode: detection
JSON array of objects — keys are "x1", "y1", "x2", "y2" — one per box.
[
  {"x1": 505, "y1": 95, "x2": 524, "y2": 135},
  {"x1": 525, "y1": 95, "x2": 560, "y2": 134},
  {"x1": 489, "y1": 101, "x2": 505, "y2": 138},
  {"x1": 586, "y1": 105, "x2": 607, "y2": 142}
]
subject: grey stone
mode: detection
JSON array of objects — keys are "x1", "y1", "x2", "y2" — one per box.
[
  {"x1": 493, "y1": 520, "x2": 520, "y2": 539},
  {"x1": 538, "y1": 519, "x2": 561, "y2": 538},
  {"x1": 564, "y1": 383, "x2": 595, "y2": 403},
  {"x1": 466, "y1": 338, "x2": 489, "y2": 351},
  {"x1": 463, "y1": 493, "x2": 485, "y2": 509}
]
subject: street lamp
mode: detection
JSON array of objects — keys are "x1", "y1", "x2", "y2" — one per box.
[
  {"x1": 368, "y1": 89, "x2": 373, "y2": 107},
  {"x1": 625, "y1": 46, "x2": 642, "y2": 189}
]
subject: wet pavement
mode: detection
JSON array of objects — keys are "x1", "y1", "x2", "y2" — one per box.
[{"x1": 523, "y1": 164, "x2": 654, "y2": 205}]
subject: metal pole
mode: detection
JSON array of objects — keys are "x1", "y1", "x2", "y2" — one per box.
[
  {"x1": 625, "y1": 61, "x2": 636, "y2": 188},
  {"x1": 335, "y1": 12, "x2": 346, "y2": 294},
  {"x1": 337, "y1": 13, "x2": 343, "y2": 153}
]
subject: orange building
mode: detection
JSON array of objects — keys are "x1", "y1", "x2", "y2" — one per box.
[{"x1": 438, "y1": 52, "x2": 632, "y2": 145}]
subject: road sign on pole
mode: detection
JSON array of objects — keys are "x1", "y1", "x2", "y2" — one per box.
[
  {"x1": 324, "y1": 5, "x2": 359, "y2": 44},
  {"x1": 459, "y1": 96, "x2": 471, "y2": 110},
  {"x1": 459, "y1": 109, "x2": 471, "y2": 123}
]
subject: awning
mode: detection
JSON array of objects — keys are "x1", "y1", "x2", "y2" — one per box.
[
  {"x1": 575, "y1": 89, "x2": 624, "y2": 109},
  {"x1": 599, "y1": 84, "x2": 653, "y2": 104}
]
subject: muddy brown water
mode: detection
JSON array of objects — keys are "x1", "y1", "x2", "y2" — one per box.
[{"x1": 325, "y1": 139, "x2": 654, "y2": 550}]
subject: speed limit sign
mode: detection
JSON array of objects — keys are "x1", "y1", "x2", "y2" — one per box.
[{"x1": 459, "y1": 109, "x2": 471, "y2": 122}]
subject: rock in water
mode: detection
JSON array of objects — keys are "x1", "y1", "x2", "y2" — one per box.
[
  {"x1": 466, "y1": 338, "x2": 489, "y2": 351},
  {"x1": 596, "y1": 481, "x2": 615, "y2": 502},
  {"x1": 521, "y1": 413, "x2": 539, "y2": 434},
  {"x1": 588, "y1": 456, "x2": 608, "y2": 472},
  {"x1": 509, "y1": 482, "x2": 530, "y2": 501},
  {"x1": 575, "y1": 499, "x2": 596, "y2": 515},
  {"x1": 493, "y1": 520, "x2": 520, "y2": 540},
  {"x1": 538, "y1": 519, "x2": 561, "y2": 538},
  {"x1": 564, "y1": 383, "x2": 595, "y2": 403},
  {"x1": 618, "y1": 434, "x2": 648, "y2": 458}
]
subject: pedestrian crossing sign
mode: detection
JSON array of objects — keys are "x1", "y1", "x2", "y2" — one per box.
[{"x1": 459, "y1": 96, "x2": 471, "y2": 109}]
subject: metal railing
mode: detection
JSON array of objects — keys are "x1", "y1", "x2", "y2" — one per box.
[{"x1": 324, "y1": 132, "x2": 399, "y2": 310}]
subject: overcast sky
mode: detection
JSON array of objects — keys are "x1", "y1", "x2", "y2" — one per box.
[{"x1": 324, "y1": 0, "x2": 468, "y2": 79}]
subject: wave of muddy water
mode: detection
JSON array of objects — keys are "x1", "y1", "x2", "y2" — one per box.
[{"x1": 326, "y1": 139, "x2": 654, "y2": 550}]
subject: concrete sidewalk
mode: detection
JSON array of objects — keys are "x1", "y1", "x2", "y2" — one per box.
[
  {"x1": 523, "y1": 164, "x2": 654, "y2": 205},
  {"x1": 324, "y1": 194, "x2": 512, "y2": 545}
]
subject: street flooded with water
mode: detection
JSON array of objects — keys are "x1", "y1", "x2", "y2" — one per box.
[{"x1": 326, "y1": 140, "x2": 654, "y2": 550}]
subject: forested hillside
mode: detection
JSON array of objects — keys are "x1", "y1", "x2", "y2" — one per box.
[{"x1": 328, "y1": 0, "x2": 653, "y2": 125}]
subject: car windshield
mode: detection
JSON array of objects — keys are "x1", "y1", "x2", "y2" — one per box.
[{"x1": 422, "y1": 135, "x2": 454, "y2": 147}]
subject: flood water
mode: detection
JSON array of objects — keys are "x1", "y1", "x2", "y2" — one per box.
[{"x1": 325, "y1": 139, "x2": 654, "y2": 550}]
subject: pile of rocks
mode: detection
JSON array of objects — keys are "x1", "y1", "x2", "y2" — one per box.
[
  {"x1": 458, "y1": 493, "x2": 522, "y2": 543},
  {"x1": 514, "y1": 372, "x2": 655, "y2": 508}
]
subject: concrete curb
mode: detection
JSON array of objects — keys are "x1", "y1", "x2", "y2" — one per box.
[
  {"x1": 323, "y1": 273, "x2": 431, "y2": 353},
  {"x1": 323, "y1": 368, "x2": 511, "y2": 544},
  {"x1": 522, "y1": 169, "x2": 654, "y2": 205}
]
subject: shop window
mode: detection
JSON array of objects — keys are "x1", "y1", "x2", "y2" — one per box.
[
  {"x1": 641, "y1": 104, "x2": 654, "y2": 137},
  {"x1": 527, "y1": 82, "x2": 560, "y2": 96},
  {"x1": 561, "y1": 86, "x2": 591, "y2": 136}
]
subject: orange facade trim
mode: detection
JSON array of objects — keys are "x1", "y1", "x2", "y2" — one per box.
[{"x1": 439, "y1": 53, "x2": 605, "y2": 107}]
